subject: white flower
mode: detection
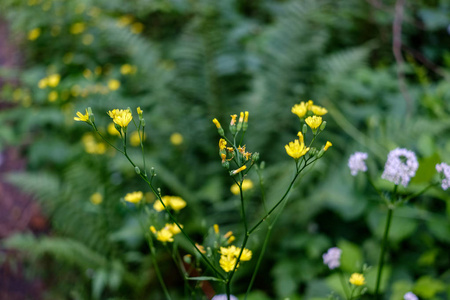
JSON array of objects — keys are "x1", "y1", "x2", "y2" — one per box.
[
  {"x1": 348, "y1": 152, "x2": 368, "y2": 176},
  {"x1": 381, "y1": 148, "x2": 418, "y2": 187},
  {"x1": 212, "y1": 295, "x2": 238, "y2": 300},
  {"x1": 323, "y1": 247, "x2": 342, "y2": 269},
  {"x1": 404, "y1": 292, "x2": 418, "y2": 300},
  {"x1": 436, "y1": 162, "x2": 450, "y2": 190}
]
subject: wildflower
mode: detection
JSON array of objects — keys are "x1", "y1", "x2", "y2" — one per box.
[
  {"x1": 28, "y1": 28, "x2": 41, "y2": 40},
  {"x1": 324, "y1": 141, "x2": 332, "y2": 151},
  {"x1": 435, "y1": 162, "x2": 450, "y2": 190},
  {"x1": 305, "y1": 115, "x2": 322, "y2": 130},
  {"x1": 381, "y1": 148, "x2": 419, "y2": 187},
  {"x1": 170, "y1": 133, "x2": 183, "y2": 145},
  {"x1": 212, "y1": 118, "x2": 222, "y2": 129},
  {"x1": 227, "y1": 235, "x2": 235, "y2": 244},
  {"x1": 230, "y1": 114, "x2": 237, "y2": 126},
  {"x1": 137, "y1": 107, "x2": 143, "y2": 116},
  {"x1": 219, "y1": 139, "x2": 227, "y2": 150},
  {"x1": 212, "y1": 294, "x2": 238, "y2": 300},
  {"x1": 74, "y1": 109, "x2": 90, "y2": 122},
  {"x1": 90, "y1": 193, "x2": 103, "y2": 205},
  {"x1": 107, "y1": 109, "x2": 132, "y2": 128},
  {"x1": 238, "y1": 248, "x2": 252, "y2": 261},
  {"x1": 230, "y1": 179, "x2": 254, "y2": 195},
  {"x1": 165, "y1": 223, "x2": 182, "y2": 235},
  {"x1": 223, "y1": 231, "x2": 233, "y2": 239},
  {"x1": 349, "y1": 273, "x2": 365, "y2": 286},
  {"x1": 82, "y1": 133, "x2": 105, "y2": 154},
  {"x1": 311, "y1": 105, "x2": 328, "y2": 116},
  {"x1": 348, "y1": 152, "x2": 368, "y2": 176},
  {"x1": 219, "y1": 254, "x2": 237, "y2": 272},
  {"x1": 244, "y1": 111, "x2": 249, "y2": 122},
  {"x1": 195, "y1": 243, "x2": 206, "y2": 254},
  {"x1": 153, "y1": 196, "x2": 169, "y2": 211},
  {"x1": 48, "y1": 91, "x2": 58, "y2": 102},
  {"x1": 38, "y1": 78, "x2": 48, "y2": 89},
  {"x1": 214, "y1": 224, "x2": 219, "y2": 234},
  {"x1": 83, "y1": 69, "x2": 92, "y2": 79},
  {"x1": 108, "y1": 79, "x2": 121, "y2": 91},
  {"x1": 231, "y1": 165, "x2": 247, "y2": 175},
  {"x1": 322, "y1": 247, "x2": 342, "y2": 269},
  {"x1": 124, "y1": 191, "x2": 143, "y2": 204},
  {"x1": 107, "y1": 122, "x2": 120, "y2": 135},
  {"x1": 291, "y1": 102, "x2": 308, "y2": 118},
  {"x1": 404, "y1": 292, "x2": 418, "y2": 300},
  {"x1": 285, "y1": 133, "x2": 310, "y2": 159},
  {"x1": 168, "y1": 196, "x2": 187, "y2": 211},
  {"x1": 47, "y1": 74, "x2": 61, "y2": 87},
  {"x1": 130, "y1": 131, "x2": 142, "y2": 147},
  {"x1": 237, "y1": 112, "x2": 244, "y2": 131},
  {"x1": 155, "y1": 227, "x2": 174, "y2": 242},
  {"x1": 70, "y1": 22, "x2": 86, "y2": 35}
]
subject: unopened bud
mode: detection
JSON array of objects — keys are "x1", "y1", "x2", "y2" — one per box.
[
  {"x1": 135, "y1": 166, "x2": 140, "y2": 174},
  {"x1": 260, "y1": 161, "x2": 265, "y2": 169},
  {"x1": 150, "y1": 167, "x2": 156, "y2": 177},
  {"x1": 252, "y1": 152, "x2": 260, "y2": 163},
  {"x1": 302, "y1": 123, "x2": 308, "y2": 134},
  {"x1": 141, "y1": 118, "x2": 146, "y2": 126},
  {"x1": 222, "y1": 160, "x2": 230, "y2": 169},
  {"x1": 236, "y1": 112, "x2": 244, "y2": 131},
  {"x1": 309, "y1": 147, "x2": 317, "y2": 156},
  {"x1": 320, "y1": 120, "x2": 327, "y2": 131},
  {"x1": 317, "y1": 149, "x2": 325, "y2": 158}
]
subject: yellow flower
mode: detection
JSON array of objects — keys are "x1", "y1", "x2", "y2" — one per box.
[
  {"x1": 349, "y1": 273, "x2": 365, "y2": 286},
  {"x1": 227, "y1": 235, "x2": 235, "y2": 244},
  {"x1": 107, "y1": 108, "x2": 132, "y2": 128},
  {"x1": 107, "y1": 122, "x2": 120, "y2": 136},
  {"x1": 124, "y1": 191, "x2": 144, "y2": 204},
  {"x1": 165, "y1": 223, "x2": 182, "y2": 235},
  {"x1": 70, "y1": 22, "x2": 86, "y2": 35},
  {"x1": 230, "y1": 179, "x2": 254, "y2": 195},
  {"x1": 220, "y1": 255, "x2": 237, "y2": 272},
  {"x1": 291, "y1": 102, "x2": 308, "y2": 118},
  {"x1": 47, "y1": 74, "x2": 61, "y2": 87},
  {"x1": 195, "y1": 243, "x2": 206, "y2": 254},
  {"x1": 285, "y1": 134, "x2": 310, "y2": 159},
  {"x1": 212, "y1": 118, "x2": 222, "y2": 129},
  {"x1": 220, "y1": 245, "x2": 238, "y2": 256},
  {"x1": 170, "y1": 133, "x2": 183, "y2": 145},
  {"x1": 155, "y1": 228, "x2": 174, "y2": 242},
  {"x1": 214, "y1": 224, "x2": 219, "y2": 234},
  {"x1": 108, "y1": 79, "x2": 121, "y2": 91},
  {"x1": 38, "y1": 78, "x2": 48, "y2": 89},
  {"x1": 137, "y1": 107, "x2": 143, "y2": 115},
  {"x1": 74, "y1": 109, "x2": 90, "y2": 122},
  {"x1": 244, "y1": 111, "x2": 249, "y2": 122},
  {"x1": 305, "y1": 115, "x2": 322, "y2": 129},
  {"x1": 129, "y1": 131, "x2": 142, "y2": 147},
  {"x1": 90, "y1": 192, "x2": 103, "y2": 205},
  {"x1": 82, "y1": 34, "x2": 94, "y2": 45},
  {"x1": 239, "y1": 248, "x2": 253, "y2": 261},
  {"x1": 230, "y1": 114, "x2": 237, "y2": 125},
  {"x1": 150, "y1": 226, "x2": 157, "y2": 233},
  {"x1": 231, "y1": 165, "x2": 247, "y2": 175},
  {"x1": 219, "y1": 138, "x2": 227, "y2": 150},
  {"x1": 121, "y1": 64, "x2": 137, "y2": 75},
  {"x1": 153, "y1": 196, "x2": 169, "y2": 212},
  {"x1": 311, "y1": 105, "x2": 328, "y2": 116},
  {"x1": 28, "y1": 28, "x2": 41, "y2": 41},
  {"x1": 324, "y1": 141, "x2": 332, "y2": 151},
  {"x1": 169, "y1": 196, "x2": 187, "y2": 211},
  {"x1": 48, "y1": 91, "x2": 58, "y2": 102}
]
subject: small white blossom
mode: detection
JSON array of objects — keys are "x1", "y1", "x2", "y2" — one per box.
[
  {"x1": 381, "y1": 148, "x2": 418, "y2": 187},
  {"x1": 436, "y1": 162, "x2": 450, "y2": 190},
  {"x1": 212, "y1": 295, "x2": 238, "y2": 300},
  {"x1": 404, "y1": 292, "x2": 418, "y2": 300},
  {"x1": 323, "y1": 247, "x2": 342, "y2": 269},
  {"x1": 348, "y1": 152, "x2": 368, "y2": 176}
]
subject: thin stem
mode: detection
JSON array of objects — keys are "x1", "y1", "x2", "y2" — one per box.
[
  {"x1": 338, "y1": 269, "x2": 350, "y2": 299},
  {"x1": 147, "y1": 233, "x2": 172, "y2": 300},
  {"x1": 375, "y1": 207, "x2": 394, "y2": 299}
]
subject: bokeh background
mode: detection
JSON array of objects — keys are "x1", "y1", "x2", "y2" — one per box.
[{"x1": 0, "y1": 0, "x2": 449, "y2": 299}]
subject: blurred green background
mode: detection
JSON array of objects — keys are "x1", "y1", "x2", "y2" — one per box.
[{"x1": 0, "y1": 0, "x2": 450, "y2": 299}]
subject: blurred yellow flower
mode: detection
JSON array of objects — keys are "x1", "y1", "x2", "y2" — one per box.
[
  {"x1": 47, "y1": 74, "x2": 61, "y2": 87},
  {"x1": 74, "y1": 109, "x2": 90, "y2": 122},
  {"x1": 70, "y1": 22, "x2": 86, "y2": 35},
  {"x1": 28, "y1": 28, "x2": 41, "y2": 41},
  {"x1": 108, "y1": 79, "x2": 121, "y2": 91},
  {"x1": 285, "y1": 133, "x2": 310, "y2": 159},
  {"x1": 130, "y1": 131, "x2": 142, "y2": 146},
  {"x1": 81, "y1": 134, "x2": 106, "y2": 154},
  {"x1": 165, "y1": 223, "x2": 182, "y2": 235},
  {"x1": 82, "y1": 34, "x2": 94, "y2": 45},
  {"x1": 124, "y1": 191, "x2": 144, "y2": 204},
  {"x1": 170, "y1": 133, "x2": 183, "y2": 145},
  {"x1": 155, "y1": 227, "x2": 174, "y2": 242},
  {"x1": 38, "y1": 78, "x2": 48, "y2": 89},
  {"x1": 230, "y1": 179, "x2": 253, "y2": 195},
  {"x1": 83, "y1": 69, "x2": 92, "y2": 79},
  {"x1": 90, "y1": 192, "x2": 103, "y2": 205},
  {"x1": 131, "y1": 22, "x2": 144, "y2": 34},
  {"x1": 311, "y1": 105, "x2": 328, "y2": 116},
  {"x1": 349, "y1": 273, "x2": 365, "y2": 286},
  {"x1": 48, "y1": 91, "x2": 58, "y2": 102},
  {"x1": 107, "y1": 108, "x2": 132, "y2": 128},
  {"x1": 305, "y1": 115, "x2": 322, "y2": 129},
  {"x1": 120, "y1": 64, "x2": 137, "y2": 75},
  {"x1": 153, "y1": 195, "x2": 186, "y2": 212},
  {"x1": 214, "y1": 224, "x2": 219, "y2": 234},
  {"x1": 117, "y1": 15, "x2": 134, "y2": 27}
]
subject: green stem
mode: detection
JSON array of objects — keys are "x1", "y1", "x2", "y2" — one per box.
[
  {"x1": 375, "y1": 207, "x2": 394, "y2": 299},
  {"x1": 338, "y1": 270, "x2": 350, "y2": 299},
  {"x1": 147, "y1": 233, "x2": 172, "y2": 300}
]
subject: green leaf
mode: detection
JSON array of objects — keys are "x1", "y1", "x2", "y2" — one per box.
[
  {"x1": 337, "y1": 240, "x2": 363, "y2": 273},
  {"x1": 414, "y1": 276, "x2": 446, "y2": 298}
]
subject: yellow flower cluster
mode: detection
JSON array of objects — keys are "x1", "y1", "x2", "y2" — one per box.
[
  {"x1": 291, "y1": 100, "x2": 327, "y2": 119},
  {"x1": 349, "y1": 273, "x2": 365, "y2": 286},
  {"x1": 150, "y1": 223, "x2": 182, "y2": 243},
  {"x1": 285, "y1": 132, "x2": 310, "y2": 159},
  {"x1": 124, "y1": 191, "x2": 144, "y2": 204},
  {"x1": 38, "y1": 74, "x2": 61, "y2": 89},
  {"x1": 153, "y1": 196, "x2": 187, "y2": 212},
  {"x1": 107, "y1": 109, "x2": 133, "y2": 128},
  {"x1": 219, "y1": 245, "x2": 252, "y2": 272}
]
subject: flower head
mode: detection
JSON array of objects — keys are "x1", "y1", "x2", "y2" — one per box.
[
  {"x1": 90, "y1": 193, "x2": 103, "y2": 205},
  {"x1": 435, "y1": 162, "x2": 450, "y2": 190},
  {"x1": 348, "y1": 152, "x2": 368, "y2": 176},
  {"x1": 291, "y1": 102, "x2": 308, "y2": 118},
  {"x1": 170, "y1": 133, "x2": 183, "y2": 145},
  {"x1": 230, "y1": 114, "x2": 237, "y2": 126},
  {"x1": 212, "y1": 294, "x2": 238, "y2": 300},
  {"x1": 381, "y1": 148, "x2": 418, "y2": 187},
  {"x1": 324, "y1": 141, "x2": 332, "y2": 151},
  {"x1": 155, "y1": 227, "x2": 174, "y2": 242},
  {"x1": 212, "y1": 118, "x2": 221, "y2": 129},
  {"x1": 323, "y1": 247, "x2": 342, "y2": 269},
  {"x1": 124, "y1": 191, "x2": 143, "y2": 204},
  {"x1": 305, "y1": 115, "x2": 322, "y2": 129},
  {"x1": 230, "y1": 179, "x2": 253, "y2": 195},
  {"x1": 107, "y1": 108, "x2": 132, "y2": 128},
  {"x1": 349, "y1": 273, "x2": 365, "y2": 286},
  {"x1": 219, "y1": 138, "x2": 227, "y2": 150},
  {"x1": 153, "y1": 196, "x2": 186, "y2": 212},
  {"x1": 311, "y1": 105, "x2": 328, "y2": 116},
  {"x1": 74, "y1": 109, "x2": 90, "y2": 122},
  {"x1": 219, "y1": 254, "x2": 237, "y2": 272},
  {"x1": 285, "y1": 133, "x2": 310, "y2": 159},
  {"x1": 404, "y1": 292, "x2": 418, "y2": 300}
]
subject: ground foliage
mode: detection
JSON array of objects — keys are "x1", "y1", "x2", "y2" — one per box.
[{"x1": 1, "y1": 0, "x2": 450, "y2": 299}]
